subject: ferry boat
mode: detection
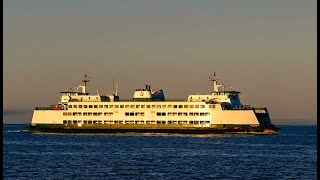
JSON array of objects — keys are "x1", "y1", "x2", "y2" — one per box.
[{"x1": 29, "y1": 74, "x2": 279, "y2": 134}]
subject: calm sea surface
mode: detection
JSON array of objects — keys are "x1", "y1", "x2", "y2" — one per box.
[{"x1": 3, "y1": 125, "x2": 317, "y2": 179}]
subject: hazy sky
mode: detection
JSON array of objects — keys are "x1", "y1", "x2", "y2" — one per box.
[{"x1": 4, "y1": 0, "x2": 316, "y2": 124}]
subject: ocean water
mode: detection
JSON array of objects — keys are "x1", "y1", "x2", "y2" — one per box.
[{"x1": 3, "y1": 125, "x2": 317, "y2": 179}]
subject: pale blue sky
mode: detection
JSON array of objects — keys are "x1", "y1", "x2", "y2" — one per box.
[{"x1": 4, "y1": 0, "x2": 317, "y2": 124}]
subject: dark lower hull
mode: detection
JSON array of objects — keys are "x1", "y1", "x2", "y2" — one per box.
[{"x1": 28, "y1": 124, "x2": 279, "y2": 135}]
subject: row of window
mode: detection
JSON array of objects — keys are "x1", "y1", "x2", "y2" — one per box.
[
  {"x1": 63, "y1": 120, "x2": 211, "y2": 125},
  {"x1": 157, "y1": 112, "x2": 210, "y2": 116},
  {"x1": 63, "y1": 112, "x2": 113, "y2": 116},
  {"x1": 62, "y1": 112, "x2": 210, "y2": 116},
  {"x1": 68, "y1": 104, "x2": 215, "y2": 109}
]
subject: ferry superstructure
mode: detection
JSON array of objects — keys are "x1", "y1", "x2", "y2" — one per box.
[{"x1": 29, "y1": 74, "x2": 278, "y2": 134}]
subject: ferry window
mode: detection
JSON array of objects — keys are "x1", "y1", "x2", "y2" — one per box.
[
  {"x1": 78, "y1": 120, "x2": 82, "y2": 123},
  {"x1": 135, "y1": 112, "x2": 142, "y2": 116},
  {"x1": 83, "y1": 120, "x2": 87, "y2": 124},
  {"x1": 67, "y1": 112, "x2": 72, "y2": 116},
  {"x1": 189, "y1": 121, "x2": 194, "y2": 124},
  {"x1": 190, "y1": 105, "x2": 194, "y2": 108},
  {"x1": 104, "y1": 105, "x2": 108, "y2": 108},
  {"x1": 115, "y1": 105, "x2": 119, "y2": 108},
  {"x1": 88, "y1": 112, "x2": 92, "y2": 116},
  {"x1": 73, "y1": 120, "x2": 77, "y2": 124},
  {"x1": 79, "y1": 105, "x2": 83, "y2": 108},
  {"x1": 195, "y1": 105, "x2": 199, "y2": 108},
  {"x1": 156, "y1": 112, "x2": 161, "y2": 116},
  {"x1": 89, "y1": 105, "x2": 93, "y2": 108},
  {"x1": 73, "y1": 112, "x2": 78, "y2": 116},
  {"x1": 173, "y1": 105, "x2": 177, "y2": 108},
  {"x1": 88, "y1": 120, "x2": 92, "y2": 124},
  {"x1": 189, "y1": 113, "x2": 194, "y2": 116},
  {"x1": 209, "y1": 105, "x2": 213, "y2": 108},
  {"x1": 131, "y1": 105, "x2": 135, "y2": 108},
  {"x1": 147, "y1": 105, "x2": 151, "y2": 108},
  {"x1": 173, "y1": 112, "x2": 177, "y2": 116},
  {"x1": 205, "y1": 121, "x2": 210, "y2": 124},
  {"x1": 141, "y1": 105, "x2": 145, "y2": 108},
  {"x1": 84, "y1": 105, "x2": 88, "y2": 108},
  {"x1": 206, "y1": 113, "x2": 210, "y2": 116},
  {"x1": 157, "y1": 121, "x2": 162, "y2": 124},
  {"x1": 93, "y1": 120, "x2": 97, "y2": 124},
  {"x1": 194, "y1": 121, "x2": 199, "y2": 124},
  {"x1": 200, "y1": 113, "x2": 205, "y2": 116},
  {"x1": 83, "y1": 112, "x2": 87, "y2": 116},
  {"x1": 104, "y1": 120, "x2": 107, "y2": 124},
  {"x1": 162, "y1": 105, "x2": 166, "y2": 108},
  {"x1": 125, "y1": 112, "x2": 129, "y2": 116},
  {"x1": 184, "y1": 105, "x2": 188, "y2": 108},
  {"x1": 125, "y1": 105, "x2": 129, "y2": 108},
  {"x1": 136, "y1": 105, "x2": 140, "y2": 108},
  {"x1": 94, "y1": 105, "x2": 98, "y2": 108},
  {"x1": 109, "y1": 105, "x2": 113, "y2": 108},
  {"x1": 68, "y1": 105, "x2": 72, "y2": 108},
  {"x1": 67, "y1": 120, "x2": 72, "y2": 124},
  {"x1": 200, "y1": 105, "x2": 205, "y2": 108},
  {"x1": 178, "y1": 112, "x2": 183, "y2": 116},
  {"x1": 183, "y1": 112, "x2": 188, "y2": 116},
  {"x1": 152, "y1": 105, "x2": 156, "y2": 108},
  {"x1": 99, "y1": 105, "x2": 103, "y2": 108},
  {"x1": 178, "y1": 105, "x2": 183, "y2": 108},
  {"x1": 63, "y1": 112, "x2": 68, "y2": 116},
  {"x1": 162, "y1": 112, "x2": 166, "y2": 116},
  {"x1": 93, "y1": 113, "x2": 98, "y2": 116},
  {"x1": 168, "y1": 112, "x2": 173, "y2": 116},
  {"x1": 194, "y1": 113, "x2": 199, "y2": 116},
  {"x1": 63, "y1": 120, "x2": 67, "y2": 124},
  {"x1": 168, "y1": 105, "x2": 172, "y2": 108},
  {"x1": 157, "y1": 105, "x2": 161, "y2": 108},
  {"x1": 120, "y1": 105, "x2": 124, "y2": 108},
  {"x1": 73, "y1": 105, "x2": 77, "y2": 108},
  {"x1": 168, "y1": 121, "x2": 172, "y2": 124},
  {"x1": 146, "y1": 121, "x2": 151, "y2": 124}
]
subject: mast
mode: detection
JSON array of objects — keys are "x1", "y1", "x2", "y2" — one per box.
[
  {"x1": 112, "y1": 76, "x2": 115, "y2": 95},
  {"x1": 209, "y1": 72, "x2": 219, "y2": 93},
  {"x1": 82, "y1": 74, "x2": 89, "y2": 94},
  {"x1": 115, "y1": 81, "x2": 119, "y2": 96}
]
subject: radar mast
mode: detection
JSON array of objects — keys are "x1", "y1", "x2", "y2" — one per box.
[
  {"x1": 208, "y1": 72, "x2": 219, "y2": 93},
  {"x1": 81, "y1": 74, "x2": 89, "y2": 94}
]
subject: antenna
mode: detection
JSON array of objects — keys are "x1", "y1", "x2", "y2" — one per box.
[
  {"x1": 112, "y1": 76, "x2": 115, "y2": 95},
  {"x1": 115, "y1": 81, "x2": 119, "y2": 96}
]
